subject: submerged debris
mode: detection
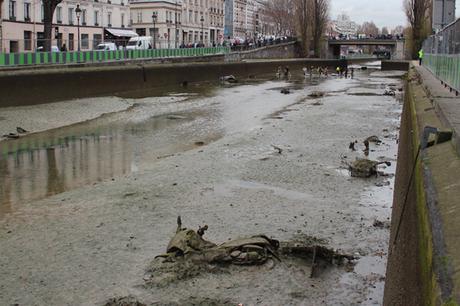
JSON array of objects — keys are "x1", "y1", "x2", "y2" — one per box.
[
  {"x1": 348, "y1": 158, "x2": 392, "y2": 178},
  {"x1": 349, "y1": 140, "x2": 358, "y2": 151},
  {"x1": 103, "y1": 296, "x2": 146, "y2": 306},
  {"x1": 145, "y1": 217, "x2": 357, "y2": 287},
  {"x1": 220, "y1": 75, "x2": 238, "y2": 83},
  {"x1": 166, "y1": 115, "x2": 188, "y2": 120},
  {"x1": 2, "y1": 133, "x2": 19, "y2": 139},
  {"x1": 280, "y1": 88, "x2": 291, "y2": 94},
  {"x1": 373, "y1": 220, "x2": 391, "y2": 229},
  {"x1": 308, "y1": 91, "x2": 325, "y2": 98},
  {"x1": 365, "y1": 135, "x2": 382, "y2": 144},
  {"x1": 16, "y1": 127, "x2": 28, "y2": 134}
]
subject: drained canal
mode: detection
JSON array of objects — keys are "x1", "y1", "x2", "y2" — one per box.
[{"x1": 0, "y1": 62, "x2": 405, "y2": 305}]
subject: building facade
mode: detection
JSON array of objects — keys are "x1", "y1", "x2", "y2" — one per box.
[
  {"x1": 181, "y1": 0, "x2": 224, "y2": 46},
  {"x1": 130, "y1": 0, "x2": 224, "y2": 48},
  {"x1": 224, "y1": 0, "x2": 257, "y2": 40},
  {"x1": 330, "y1": 13, "x2": 359, "y2": 37},
  {"x1": 130, "y1": 0, "x2": 181, "y2": 48},
  {"x1": 1, "y1": 0, "x2": 131, "y2": 53}
]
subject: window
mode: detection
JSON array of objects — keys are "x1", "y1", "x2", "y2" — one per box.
[
  {"x1": 94, "y1": 11, "x2": 99, "y2": 26},
  {"x1": 121, "y1": 13, "x2": 125, "y2": 27},
  {"x1": 82, "y1": 9, "x2": 87, "y2": 25},
  {"x1": 81, "y1": 33, "x2": 89, "y2": 49},
  {"x1": 24, "y1": 2, "x2": 31, "y2": 21},
  {"x1": 137, "y1": 12, "x2": 142, "y2": 23},
  {"x1": 68, "y1": 8, "x2": 74, "y2": 25},
  {"x1": 69, "y1": 33, "x2": 74, "y2": 50},
  {"x1": 56, "y1": 6, "x2": 62, "y2": 23},
  {"x1": 107, "y1": 12, "x2": 111, "y2": 27},
  {"x1": 40, "y1": 2, "x2": 44, "y2": 21},
  {"x1": 9, "y1": 0, "x2": 16, "y2": 20},
  {"x1": 24, "y1": 31, "x2": 32, "y2": 50},
  {"x1": 93, "y1": 34, "x2": 102, "y2": 49}
]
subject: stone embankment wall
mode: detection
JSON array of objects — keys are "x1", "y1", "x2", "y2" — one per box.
[
  {"x1": 0, "y1": 58, "x2": 369, "y2": 107},
  {"x1": 225, "y1": 42, "x2": 301, "y2": 61},
  {"x1": 384, "y1": 65, "x2": 460, "y2": 306}
]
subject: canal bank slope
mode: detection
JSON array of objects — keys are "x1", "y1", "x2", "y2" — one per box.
[{"x1": 384, "y1": 64, "x2": 460, "y2": 305}]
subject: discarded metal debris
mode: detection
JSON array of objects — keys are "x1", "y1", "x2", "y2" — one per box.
[
  {"x1": 220, "y1": 75, "x2": 238, "y2": 83},
  {"x1": 365, "y1": 136, "x2": 382, "y2": 144},
  {"x1": 347, "y1": 158, "x2": 392, "y2": 178},
  {"x1": 308, "y1": 91, "x2": 325, "y2": 98},
  {"x1": 2, "y1": 133, "x2": 19, "y2": 139},
  {"x1": 16, "y1": 127, "x2": 28, "y2": 134},
  {"x1": 280, "y1": 88, "x2": 291, "y2": 94},
  {"x1": 103, "y1": 296, "x2": 146, "y2": 306},
  {"x1": 145, "y1": 218, "x2": 357, "y2": 287}
]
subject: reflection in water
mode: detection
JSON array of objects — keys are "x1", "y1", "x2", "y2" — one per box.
[
  {"x1": 0, "y1": 106, "x2": 220, "y2": 214},
  {"x1": 0, "y1": 133, "x2": 132, "y2": 212}
]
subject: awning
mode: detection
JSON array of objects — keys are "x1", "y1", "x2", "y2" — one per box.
[{"x1": 105, "y1": 28, "x2": 138, "y2": 38}]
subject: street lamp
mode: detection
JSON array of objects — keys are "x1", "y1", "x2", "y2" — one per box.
[
  {"x1": 200, "y1": 15, "x2": 204, "y2": 47},
  {"x1": 152, "y1": 11, "x2": 157, "y2": 49},
  {"x1": 174, "y1": 0, "x2": 178, "y2": 48},
  {"x1": 75, "y1": 4, "x2": 82, "y2": 51}
]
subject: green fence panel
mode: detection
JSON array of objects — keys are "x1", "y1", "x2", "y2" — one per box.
[
  {"x1": 0, "y1": 53, "x2": 5, "y2": 66},
  {"x1": 27, "y1": 53, "x2": 33, "y2": 65},
  {"x1": 8, "y1": 53, "x2": 15, "y2": 65}
]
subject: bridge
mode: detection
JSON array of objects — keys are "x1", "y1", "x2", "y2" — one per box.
[{"x1": 326, "y1": 38, "x2": 406, "y2": 60}]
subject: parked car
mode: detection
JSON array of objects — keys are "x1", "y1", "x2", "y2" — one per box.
[
  {"x1": 37, "y1": 46, "x2": 60, "y2": 52},
  {"x1": 126, "y1": 36, "x2": 153, "y2": 50},
  {"x1": 95, "y1": 42, "x2": 118, "y2": 51}
]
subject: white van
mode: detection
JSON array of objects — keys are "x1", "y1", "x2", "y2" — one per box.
[
  {"x1": 96, "y1": 42, "x2": 117, "y2": 51},
  {"x1": 126, "y1": 36, "x2": 153, "y2": 50}
]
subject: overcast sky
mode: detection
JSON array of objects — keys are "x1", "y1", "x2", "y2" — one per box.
[{"x1": 330, "y1": 0, "x2": 460, "y2": 29}]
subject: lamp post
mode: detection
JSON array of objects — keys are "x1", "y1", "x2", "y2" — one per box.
[
  {"x1": 152, "y1": 11, "x2": 157, "y2": 49},
  {"x1": 75, "y1": 4, "x2": 82, "y2": 51},
  {"x1": 200, "y1": 15, "x2": 204, "y2": 47},
  {"x1": 174, "y1": 0, "x2": 178, "y2": 48}
]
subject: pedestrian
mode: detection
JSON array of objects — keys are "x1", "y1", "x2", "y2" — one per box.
[
  {"x1": 276, "y1": 66, "x2": 282, "y2": 79},
  {"x1": 283, "y1": 66, "x2": 290, "y2": 79},
  {"x1": 345, "y1": 68, "x2": 348, "y2": 78},
  {"x1": 60, "y1": 43, "x2": 67, "y2": 52},
  {"x1": 351, "y1": 67, "x2": 354, "y2": 78},
  {"x1": 336, "y1": 66, "x2": 341, "y2": 77},
  {"x1": 418, "y1": 49, "x2": 424, "y2": 66}
]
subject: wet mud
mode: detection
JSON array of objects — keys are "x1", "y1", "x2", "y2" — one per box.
[{"x1": 0, "y1": 63, "x2": 403, "y2": 305}]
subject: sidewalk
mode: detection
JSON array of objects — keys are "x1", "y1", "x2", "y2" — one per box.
[{"x1": 416, "y1": 64, "x2": 460, "y2": 156}]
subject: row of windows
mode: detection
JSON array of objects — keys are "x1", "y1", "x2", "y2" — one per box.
[
  {"x1": 22, "y1": 30, "x2": 102, "y2": 50},
  {"x1": 8, "y1": 0, "x2": 125, "y2": 27}
]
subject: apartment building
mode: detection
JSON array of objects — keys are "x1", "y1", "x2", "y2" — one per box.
[
  {"x1": 181, "y1": 0, "x2": 224, "y2": 46},
  {"x1": 224, "y1": 0, "x2": 256, "y2": 40},
  {"x1": 130, "y1": 0, "x2": 181, "y2": 48},
  {"x1": 1, "y1": 0, "x2": 132, "y2": 53}
]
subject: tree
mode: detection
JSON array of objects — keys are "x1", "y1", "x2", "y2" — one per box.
[
  {"x1": 310, "y1": 0, "x2": 329, "y2": 57},
  {"x1": 404, "y1": 0, "x2": 432, "y2": 58},
  {"x1": 360, "y1": 21, "x2": 379, "y2": 37},
  {"x1": 295, "y1": 0, "x2": 310, "y2": 56},
  {"x1": 43, "y1": 0, "x2": 63, "y2": 51},
  {"x1": 264, "y1": 0, "x2": 296, "y2": 37},
  {"x1": 392, "y1": 25, "x2": 405, "y2": 35}
]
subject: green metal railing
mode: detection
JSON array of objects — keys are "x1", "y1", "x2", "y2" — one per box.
[
  {"x1": 423, "y1": 54, "x2": 460, "y2": 93},
  {"x1": 0, "y1": 47, "x2": 231, "y2": 67}
]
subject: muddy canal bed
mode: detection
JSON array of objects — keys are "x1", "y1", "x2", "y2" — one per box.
[{"x1": 0, "y1": 66, "x2": 404, "y2": 305}]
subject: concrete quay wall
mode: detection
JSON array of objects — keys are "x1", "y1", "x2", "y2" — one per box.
[
  {"x1": 0, "y1": 58, "x2": 369, "y2": 107},
  {"x1": 384, "y1": 65, "x2": 460, "y2": 306}
]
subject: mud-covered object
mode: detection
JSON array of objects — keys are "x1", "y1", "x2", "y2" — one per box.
[
  {"x1": 158, "y1": 217, "x2": 279, "y2": 265},
  {"x1": 103, "y1": 296, "x2": 146, "y2": 306},
  {"x1": 348, "y1": 158, "x2": 391, "y2": 178}
]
